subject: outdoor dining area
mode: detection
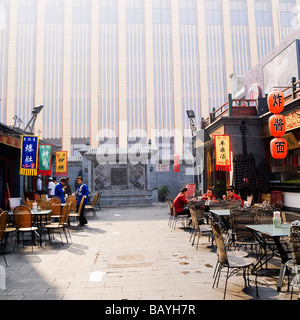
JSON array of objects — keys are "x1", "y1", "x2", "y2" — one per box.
[
  {"x1": 166, "y1": 196, "x2": 300, "y2": 300},
  {"x1": 0, "y1": 193, "x2": 101, "y2": 266}
]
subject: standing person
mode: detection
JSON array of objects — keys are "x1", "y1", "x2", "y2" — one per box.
[
  {"x1": 36, "y1": 175, "x2": 43, "y2": 196},
  {"x1": 173, "y1": 187, "x2": 193, "y2": 217},
  {"x1": 76, "y1": 176, "x2": 89, "y2": 227},
  {"x1": 55, "y1": 178, "x2": 67, "y2": 203},
  {"x1": 64, "y1": 177, "x2": 72, "y2": 197},
  {"x1": 48, "y1": 177, "x2": 56, "y2": 198},
  {"x1": 222, "y1": 186, "x2": 244, "y2": 206}
]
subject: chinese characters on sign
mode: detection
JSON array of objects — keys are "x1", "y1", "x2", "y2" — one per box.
[
  {"x1": 268, "y1": 90, "x2": 287, "y2": 160},
  {"x1": 55, "y1": 151, "x2": 68, "y2": 176},
  {"x1": 214, "y1": 135, "x2": 231, "y2": 172},
  {"x1": 38, "y1": 144, "x2": 52, "y2": 176},
  {"x1": 20, "y1": 135, "x2": 39, "y2": 176}
]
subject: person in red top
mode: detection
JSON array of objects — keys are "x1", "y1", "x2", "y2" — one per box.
[
  {"x1": 173, "y1": 187, "x2": 191, "y2": 216},
  {"x1": 223, "y1": 186, "x2": 244, "y2": 206},
  {"x1": 201, "y1": 188, "x2": 216, "y2": 201}
]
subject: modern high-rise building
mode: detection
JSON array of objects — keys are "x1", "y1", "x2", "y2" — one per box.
[{"x1": 1, "y1": 0, "x2": 299, "y2": 156}]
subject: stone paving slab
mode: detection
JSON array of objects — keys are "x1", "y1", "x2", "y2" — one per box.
[{"x1": 0, "y1": 204, "x2": 294, "y2": 300}]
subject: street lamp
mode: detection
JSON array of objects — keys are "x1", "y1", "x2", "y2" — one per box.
[
  {"x1": 23, "y1": 105, "x2": 44, "y2": 134},
  {"x1": 186, "y1": 110, "x2": 197, "y2": 135}
]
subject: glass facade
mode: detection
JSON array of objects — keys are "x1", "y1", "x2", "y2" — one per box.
[
  {"x1": 0, "y1": 0, "x2": 8, "y2": 123},
  {"x1": 205, "y1": 0, "x2": 226, "y2": 111},
  {"x1": 44, "y1": 0, "x2": 64, "y2": 140},
  {"x1": 1, "y1": 0, "x2": 300, "y2": 154}
]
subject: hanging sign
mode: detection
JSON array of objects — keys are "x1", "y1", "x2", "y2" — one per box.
[
  {"x1": 268, "y1": 90, "x2": 287, "y2": 159},
  {"x1": 38, "y1": 144, "x2": 52, "y2": 176},
  {"x1": 20, "y1": 135, "x2": 39, "y2": 176},
  {"x1": 214, "y1": 135, "x2": 231, "y2": 172},
  {"x1": 55, "y1": 151, "x2": 68, "y2": 177}
]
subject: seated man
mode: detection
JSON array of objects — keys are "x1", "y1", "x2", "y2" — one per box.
[
  {"x1": 201, "y1": 188, "x2": 216, "y2": 201},
  {"x1": 173, "y1": 187, "x2": 192, "y2": 217},
  {"x1": 222, "y1": 186, "x2": 244, "y2": 206}
]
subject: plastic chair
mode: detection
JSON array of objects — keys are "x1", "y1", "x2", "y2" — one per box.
[{"x1": 210, "y1": 219, "x2": 255, "y2": 300}]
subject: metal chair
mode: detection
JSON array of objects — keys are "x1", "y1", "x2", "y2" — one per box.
[
  {"x1": 166, "y1": 197, "x2": 174, "y2": 227},
  {"x1": 169, "y1": 198, "x2": 189, "y2": 230},
  {"x1": 210, "y1": 219, "x2": 255, "y2": 300},
  {"x1": 287, "y1": 222, "x2": 300, "y2": 300},
  {"x1": 188, "y1": 203, "x2": 212, "y2": 249}
]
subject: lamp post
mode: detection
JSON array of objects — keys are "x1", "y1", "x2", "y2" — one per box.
[{"x1": 186, "y1": 110, "x2": 197, "y2": 188}]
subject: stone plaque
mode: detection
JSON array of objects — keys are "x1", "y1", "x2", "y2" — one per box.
[{"x1": 111, "y1": 168, "x2": 128, "y2": 186}]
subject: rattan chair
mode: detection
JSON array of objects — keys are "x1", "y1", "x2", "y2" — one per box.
[
  {"x1": 169, "y1": 198, "x2": 189, "y2": 230},
  {"x1": 188, "y1": 203, "x2": 212, "y2": 249},
  {"x1": 13, "y1": 206, "x2": 39, "y2": 251},
  {"x1": 166, "y1": 197, "x2": 174, "y2": 227},
  {"x1": 210, "y1": 219, "x2": 255, "y2": 300},
  {"x1": 287, "y1": 222, "x2": 300, "y2": 300},
  {"x1": 85, "y1": 193, "x2": 98, "y2": 218},
  {"x1": 44, "y1": 203, "x2": 71, "y2": 245},
  {"x1": 0, "y1": 211, "x2": 8, "y2": 266},
  {"x1": 230, "y1": 207, "x2": 260, "y2": 253}
]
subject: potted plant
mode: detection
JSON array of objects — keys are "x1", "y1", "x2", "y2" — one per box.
[{"x1": 158, "y1": 185, "x2": 169, "y2": 202}]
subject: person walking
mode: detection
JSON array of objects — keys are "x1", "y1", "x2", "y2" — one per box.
[{"x1": 76, "y1": 176, "x2": 89, "y2": 227}]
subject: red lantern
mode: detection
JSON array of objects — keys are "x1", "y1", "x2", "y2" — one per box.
[
  {"x1": 270, "y1": 138, "x2": 287, "y2": 159},
  {"x1": 173, "y1": 154, "x2": 180, "y2": 164},
  {"x1": 268, "y1": 91, "x2": 284, "y2": 114},
  {"x1": 173, "y1": 164, "x2": 180, "y2": 172},
  {"x1": 269, "y1": 114, "x2": 286, "y2": 138}
]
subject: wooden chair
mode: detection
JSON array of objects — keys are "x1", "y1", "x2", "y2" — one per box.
[
  {"x1": 44, "y1": 203, "x2": 71, "y2": 245},
  {"x1": 65, "y1": 195, "x2": 77, "y2": 212},
  {"x1": 13, "y1": 206, "x2": 39, "y2": 251},
  {"x1": 49, "y1": 197, "x2": 62, "y2": 217},
  {"x1": 0, "y1": 211, "x2": 8, "y2": 266},
  {"x1": 68, "y1": 196, "x2": 85, "y2": 226},
  {"x1": 85, "y1": 193, "x2": 98, "y2": 218}
]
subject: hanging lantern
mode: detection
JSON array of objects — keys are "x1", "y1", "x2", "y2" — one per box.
[
  {"x1": 173, "y1": 164, "x2": 180, "y2": 172},
  {"x1": 268, "y1": 91, "x2": 285, "y2": 114},
  {"x1": 269, "y1": 114, "x2": 286, "y2": 138},
  {"x1": 270, "y1": 138, "x2": 287, "y2": 159},
  {"x1": 173, "y1": 154, "x2": 180, "y2": 164}
]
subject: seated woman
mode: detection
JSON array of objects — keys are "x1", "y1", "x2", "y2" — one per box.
[{"x1": 173, "y1": 187, "x2": 193, "y2": 217}]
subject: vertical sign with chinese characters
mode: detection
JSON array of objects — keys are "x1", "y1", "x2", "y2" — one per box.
[
  {"x1": 20, "y1": 135, "x2": 39, "y2": 176},
  {"x1": 55, "y1": 151, "x2": 68, "y2": 177},
  {"x1": 214, "y1": 135, "x2": 231, "y2": 172},
  {"x1": 38, "y1": 145, "x2": 52, "y2": 176}
]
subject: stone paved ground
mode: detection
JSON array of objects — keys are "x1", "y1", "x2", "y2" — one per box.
[{"x1": 0, "y1": 204, "x2": 295, "y2": 300}]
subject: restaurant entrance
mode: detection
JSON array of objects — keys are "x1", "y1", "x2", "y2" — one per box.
[{"x1": 0, "y1": 157, "x2": 14, "y2": 210}]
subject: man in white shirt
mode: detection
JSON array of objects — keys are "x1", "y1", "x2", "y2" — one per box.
[{"x1": 48, "y1": 177, "x2": 56, "y2": 198}]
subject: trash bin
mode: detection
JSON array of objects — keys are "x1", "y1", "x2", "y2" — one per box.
[{"x1": 271, "y1": 191, "x2": 283, "y2": 205}]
